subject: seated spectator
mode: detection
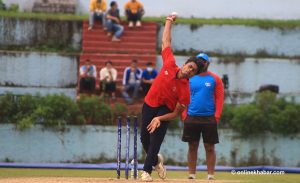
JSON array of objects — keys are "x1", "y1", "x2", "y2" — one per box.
[
  {"x1": 124, "y1": 0, "x2": 145, "y2": 28},
  {"x1": 121, "y1": 60, "x2": 142, "y2": 104},
  {"x1": 99, "y1": 60, "x2": 117, "y2": 100},
  {"x1": 106, "y1": 1, "x2": 124, "y2": 41},
  {"x1": 88, "y1": 0, "x2": 107, "y2": 30},
  {"x1": 141, "y1": 62, "x2": 157, "y2": 95},
  {"x1": 79, "y1": 59, "x2": 97, "y2": 93}
]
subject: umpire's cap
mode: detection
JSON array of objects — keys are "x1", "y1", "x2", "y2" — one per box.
[{"x1": 196, "y1": 53, "x2": 209, "y2": 62}]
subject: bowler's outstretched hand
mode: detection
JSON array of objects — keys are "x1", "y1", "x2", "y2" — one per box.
[{"x1": 147, "y1": 117, "x2": 161, "y2": 133}]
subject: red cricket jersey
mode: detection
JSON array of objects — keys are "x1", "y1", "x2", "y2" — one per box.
[{"x1": 144, "y1": 47, "x2": 190, "y2": 111}]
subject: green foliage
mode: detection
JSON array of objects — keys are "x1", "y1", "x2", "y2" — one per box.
[
  {"x1": 0, "y1": 11, "x2": 87, "y2": 21},
  {"x1": 111, "y1": 103, "x2": 128, "y2": 117},
  {"x1": 0, "y1": 0, "x2": 6, "y2": 10},
  {"x1": 143, "y1": 17, "x2": 300, "y2": 30},
  {"x1": 78, "y1": 95, "x2": 102, "y2": 124},
  {"x1": 0, "y1": 93, "x2": 84, "y2": 129},
  {"x1": 219, "y1": 104, "x2": 235, "y2": 128},
  {"x1": 14, "y1": 94, "x2": 41, "y2": 130},
  {"x1": 97, "y1": 102, "x2": 112, "y2": 125},
  {"x1": 0, "y1": 93, "x2": 126, "y2": 129},
  {"x1": 223, "y1": 91, "x2": 300, "y2": 136},
  {"x1": 0, "y1": 11, "x2": 300, "y2": 29},
  {"x1": 230, "y1": 104, "x2": 267, "y2": 136},
  {"x1": 32, "y1": 94, "x2": 79, "y2": 128},
  {"x1": 16, "y1": 116, "x2": 35, "y2": 131},
  {"x1": 0, "y1": 92, "x2": 18, "y2": 123},
  {"x1": 270, "y1": 104, "x2": 300, "y2": 135},
  {"x1": 8, "y1": 3, "x2": 19, "y2": 12}
]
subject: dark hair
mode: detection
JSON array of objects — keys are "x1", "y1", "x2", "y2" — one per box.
[
  {"x1": 86, "y1": 59, "x2": 91, "y2": 63},
  {"x1": 132, "y1": 59, "x2": 138, "y2": 63},
  {"x1": 146, "y1": 62, "x2": 152, "y2": 66},
  {"x1": 110, "y1": 1, "x2": 116, "y2": 7},
  {"x1": 185, "y1": 56, "x2": 207, "y2": 74},
  {"x1": 105, "y1": 60, "x2": 113, "y2": 65}
]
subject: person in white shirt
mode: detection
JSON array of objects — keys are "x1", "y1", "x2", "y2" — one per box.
[
  {"x1": 99, "y1": 60, "x2": 118, "y2": 100},
  {"x1": 79, "y1": 59, "x2": 97, "y2": 93}
]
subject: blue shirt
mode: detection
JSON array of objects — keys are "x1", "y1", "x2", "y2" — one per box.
[
  {"x1": 142, "y1": 69, "x2": 157, "y2": 80},
  {"x1": 188, "y1": 73, "x2": 217, "y2": 116}
]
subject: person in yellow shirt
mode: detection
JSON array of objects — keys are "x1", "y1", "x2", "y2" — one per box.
[
  {"x1": 124, "y1": 0, "x2": 145, "y2": 27},
  {"x1": 89, "y1": 0, "x2": 107, "y2": 30}
]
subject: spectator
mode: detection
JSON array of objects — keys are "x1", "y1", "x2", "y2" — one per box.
[
  {"x1": 106, "y1": 1, "x2": 124, "y2": 41},
  {"x1": 124, "y1": 0, "x2": 145, "y2": 28},
  {"x1": 88, "y1": 0, "x2": 107, "y2": 30},
  {"x1": 141, "y1": 62, "x2": 158, "y2": 95},
  {"x1": 79, "y1": 59, "x2": 97, "y2": 93},
  {"x1": 122, "y1": 60, "x2": 143, "y2": 104},
  {"x1": 99, "y1": 61, "x2": 118, "y2": 100}
]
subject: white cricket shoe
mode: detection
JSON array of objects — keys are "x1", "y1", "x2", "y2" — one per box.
[
  {"x1": 207, "y1": 174, "x2": 215, "y2": 180},
  {"x1": 188, "y1": 174, "x2": 196, "y2": 179},
  {"x1": 141, "y1": 171, "x2": 153, "y2": 182},
  {"x1": 155, "y1": 154, "x2": 166, "y2": 179}
]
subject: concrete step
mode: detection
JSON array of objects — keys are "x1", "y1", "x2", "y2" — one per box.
[
  {"x1": 83, "y1": 46, "x2": 156, "y2": 54},
  {"x1": 80, "y1": 53, "x2": 156, "y2": 61},
  {"x1": 83, "y1": 41, "x2": 156, "y2": 50},
  {"x1": 83, "y1": 30, "x2": 156, "y2": 37},
  {"x1": 83, "y1": 34, "x2": 156, "y2": 42},
  {"x1": 80, "y1": 61, "x2": 154, "y2": 67},
  {"x1": 83, "y1": 21, "x2": 157, "y2": 28}
]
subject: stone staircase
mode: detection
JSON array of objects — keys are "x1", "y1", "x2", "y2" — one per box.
[
  {"x1": 79, "y1": 20, "x2": 158, "y2": 110},
  {"x1": 80, "y1": 20, "x2": 157, "y2": 88}
]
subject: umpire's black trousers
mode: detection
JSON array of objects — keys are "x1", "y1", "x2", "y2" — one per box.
[{"x1": 140, "y1": 103, "x2": 171, "y2": 174}]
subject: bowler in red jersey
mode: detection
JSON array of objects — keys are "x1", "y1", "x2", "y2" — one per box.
[{"x1": 139, "y1": 13, "x2": 206, "y2": 182}]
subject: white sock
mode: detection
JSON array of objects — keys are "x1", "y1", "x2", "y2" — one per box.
[{"x1": 207, "y1": 174, "x2": 214, "y2": 179}]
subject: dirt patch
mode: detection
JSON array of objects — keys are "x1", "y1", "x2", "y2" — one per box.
[{"x1": 0, "y1": 177, "x2": 242, "y2": 183}]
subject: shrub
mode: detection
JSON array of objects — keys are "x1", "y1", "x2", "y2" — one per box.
[
  {"x1": 0, "y1": 92, "x2": 18, "y2": 123},
  {"x1": 229, "y1": 104, "x2": 268, "y2": 136},
  {"x1": 0, "y1": 0, "x2": 6, "y2": 10},
  {"x1": 16, "y1": 116, "x2": 35, "y2": 131},
  {"x1": 97, "y1": 102, "x2": 112, "y2": 125},
  {"x1": 111, "y1": 102, "x2": 128, "y2": 124},
  {"x1": 227, "y1": 91, "x2": 300, "y2": 136},
  {"x1": 77, "y1": 95, "x2": 112, "y2": 125},
  {"x1": 8, "y1": 3, "x2": 19, "y2": 12},
  {"x1": 219, "y1": 104, "x2": 235, "y2": 128},
  {"x1": 270, "y1": 104, "x2": 300, "y2": 135},
  {"x1": 14, "y1": 94, "x2": 41, "y2": 130},
  {"x1": 33, "y1": 94, "x2": 82, "y2": 128}
]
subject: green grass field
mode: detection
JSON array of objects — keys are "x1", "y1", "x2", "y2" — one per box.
[{"x1": 0, "y1": 168, "x2": 299, "y2": 183}]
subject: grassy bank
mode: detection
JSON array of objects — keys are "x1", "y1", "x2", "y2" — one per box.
[
  {"x1": 0, "y1": 11, "x2": 87, "y2": 21},
  {"x1": 1, "y1": 11, "x2": 300, "y2": 29},
  {"x1": 144, "y1": 17, "x2": 300, "y2": 30}
]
